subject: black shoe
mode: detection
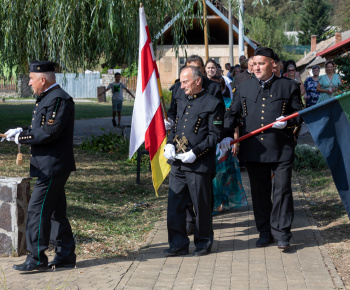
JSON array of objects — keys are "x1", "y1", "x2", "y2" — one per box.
[
  {"x1": 112, "y1": 119, "x2": 117, "y2": 127},
  {"x1": 193, "y1": 248, "x2": 211, "y2": 256},
  {"x1": 186, "y1": 223, "x2": 195, "y2": 236},
  {"x1": 163, "y1": 248, "x2": 189, "y2": 257},
  {"x1": 13, "y1": 261, "x2": 48, "y2": 272},
  {"x1": 277, "y1": 240, "x2": 290, "y2": 249},
  {"x1": 256, "y1": 234, "x2": 275, "y2": 247},
  {"x1": 48, "y1": 257, "x2": 76, "y2": 268}
]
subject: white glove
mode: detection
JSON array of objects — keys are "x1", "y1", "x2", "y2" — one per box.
[
  {"x1": 164, "y1": 144, "x2": 175, "y2": 161},
  {"x1": 2, "y1": 127, "x2": 23, "y2": 142},
  {"x1": 216, "y1": 146, "x2": 226, "y2": 160},
  {"x1": 219, "y1": 137, "x2": 234, "y2": 151},
  {"x1": 175, "y1": 150, "x2": 197, "y2": 163},
  {"x1": 272, "y1": 116, "x2": 287, "y2": 129},
  {"x1": 164, "y1": 118, "x2": 174, "y2": 130},
  {"x1": 15, "y1": 133, "x2": 20, "y2": 145}
]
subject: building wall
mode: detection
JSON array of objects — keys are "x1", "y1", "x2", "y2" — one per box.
[{"x1": 156, "y1": 44, "x2": 248, "y2": 88}]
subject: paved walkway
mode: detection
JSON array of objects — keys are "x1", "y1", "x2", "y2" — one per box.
[{"x1": 0, "y1": 117, "x2": 345, "y2": 289}]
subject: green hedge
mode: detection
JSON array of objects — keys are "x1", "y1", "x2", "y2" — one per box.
[{"x1": 293, "y1": 144, "x2": 328, "y2": 171}]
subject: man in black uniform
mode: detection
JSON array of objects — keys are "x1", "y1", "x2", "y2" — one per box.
[
  {"x1": 5, "y1": 61, "x2": 76, "y2": 271},
  {"x1": 221, "y1": 48, "x2": 303, "y2": 249},
  {"x1": 163, "y1": 66, "x2": 224, "y2": 257},
  {"x1": 165, "y1": 55, "x2": 223, "y2": 236}
]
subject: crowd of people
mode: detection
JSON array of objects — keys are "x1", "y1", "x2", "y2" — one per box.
[{"x1": 162, "y1": 47, "x2": 342, "y2": 257}]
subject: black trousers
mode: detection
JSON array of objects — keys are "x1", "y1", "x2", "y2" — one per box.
[
  {"x1": 246, "y1": 160, "x2": 294, "y2": 242},
  {"x1": 167, "y1": 167, "x2": 213, "y2": 251},
  {"x1": 26, "y1": 173, "x2": 75, "y2": 265},
  {"x1": 186, "y1": 175, "x2": 215, "y2": 225}
]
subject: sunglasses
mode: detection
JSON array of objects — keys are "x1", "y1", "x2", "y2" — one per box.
[{"x1": 287, "y1": 69, "x2": 295, "y2": 72}]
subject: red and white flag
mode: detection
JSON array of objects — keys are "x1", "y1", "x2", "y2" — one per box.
[{"x1": 129, "y1": 5, "x2": 170, "y2": 194}]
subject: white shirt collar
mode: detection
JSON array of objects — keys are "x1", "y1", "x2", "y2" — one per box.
[
  {"x1": 44, "y1": 83, "x2": 59, "y2": 92},
  {"x1": 259, "y1": 73, "x2": 274, "y2": 84}
]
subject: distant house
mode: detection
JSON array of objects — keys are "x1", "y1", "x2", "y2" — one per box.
[
  {"x1": 317, "y1": 37, "x2": 350, "y2": 60},
  {"x1": 155, "y1": 0, "x2": 258, "y2": 88},
  {"x1": 296, "y1": 31, "x2": 350, "y2": 79}
]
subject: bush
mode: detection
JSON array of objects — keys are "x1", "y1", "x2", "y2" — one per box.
[
  {"x1": 80, "y1": 129, "x2": 129, "y2": 154},
  {"x1": 162, "y1": 89, "x2": 172, "y2": 105},
  {"x1": 293, "y1": 144, "x2": 328, "y2": 171}
]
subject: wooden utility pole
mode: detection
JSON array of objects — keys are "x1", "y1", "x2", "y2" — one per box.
[
  {"x1": 203, "y1": 0, "x2": 209, "y2": 61},
  {"x1": 238, "y1": 0, "x2": 245, "y2": 58},
  {"x1": 229, "y1": 1, "x2": 233, "y2": 65}
]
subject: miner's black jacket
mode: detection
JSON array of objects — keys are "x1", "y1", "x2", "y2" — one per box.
[
  {"x1": 226, "y1": 75, "x2": 303, "y2": 162},
  {"x1": 167, "y1": 90, "x2": 224, "y2": 174},
  {"x1": 18, "y1": 85, "x2": 76, "y2": 177}
]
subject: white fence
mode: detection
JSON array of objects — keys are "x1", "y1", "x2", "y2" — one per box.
[{"x1": 56, "y1": 72, "x2": 101, "y2": 99}]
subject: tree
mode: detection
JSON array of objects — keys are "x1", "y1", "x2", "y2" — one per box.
[
  {"x1": 0, "y1": 0, "x2": 202, "y2": 76},
  {"x1": 245, "y1": 6, "x2": 288, "y2": 57},
  {"x1": 0, "y1": 0, "x2": 267, "y2": 77},
  {"x1": 297, "y1": 0, "x2": 331, "y2": 45}
]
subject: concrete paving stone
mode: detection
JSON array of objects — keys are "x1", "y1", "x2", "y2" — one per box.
[
  {"x1": 172, "y1": 286, "x2": 192, "y2": 290},
  {"x1": 191, "y1": 283, "x2": 212, "y2": 290}
]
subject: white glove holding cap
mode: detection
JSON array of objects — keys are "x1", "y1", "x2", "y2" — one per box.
[
  {"x1": 272, "y1": 116, "x2": 287, "y2": 129},
  {"x1": 164, "y1": 144, "x2": 176, "y2": 161},
  {"x1": 175, "y1": 150, "x2": 197, "y2": 163},
  {"x1": 164, "y1": 118, "x2": 174, "y2": 130}
]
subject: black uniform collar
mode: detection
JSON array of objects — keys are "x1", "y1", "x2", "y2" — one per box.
[
  {"x1": 186, "y1": 89, "x2": 206, "y2": 100},
  {"x1": 36, "y1": 84, "x2": 60, "y2": 100},
  {"x1": 258, "y1": 73, "x2": 275, "y2": 89}
]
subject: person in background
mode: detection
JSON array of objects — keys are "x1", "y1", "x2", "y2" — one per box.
[
  {"x1": 272, "y1": 53, "x2": 283, "y2": 78},
  {"x1": 212, "y1": 76, "x2": 247, "y2": 214},
  {"x1": 225, "y1": 63, "x2": 231, "y2": 77},
  {"x1": 304, "y1": 65, "x2": 321, "y2": 107},
  {"x1": 316, "y1": 60, "x2": 343, "y2": 103},
  {"x1": 286, "y1": 64, "x2": 306, "y2": 96},
  {"x1": 234, "y1": 59, "x2": 253, "y2": 88},
  {"x1": 239, "y1": 55, "x2": 246, "y2": 64},
  {"x1": 98, "y1": 72, "x2": 134, "y2": 127},
  {"x1": 206, "y1": 60, "x2": 233, "y2": 99}
]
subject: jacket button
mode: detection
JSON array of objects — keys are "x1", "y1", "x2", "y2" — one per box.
[
  {"x1": 261, "y1": 117, "x2": 264, "y2": 119},
  {"x1": 262, "y1": 111, "x2": 264, "y2": 113},
  {"x1": 261, "y1": 138, "x2": 264, "y2": 141},
  {"x1": 32, "y1": 118, "x2": 34, "y2": 120},
  {"x1": 36, "y1": 104, "x2": 38, "y2": 106},
  {"x1": 262, "y1": 98, "x2": 265, "y2": 101}
]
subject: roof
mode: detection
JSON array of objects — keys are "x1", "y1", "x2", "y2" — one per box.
[
  {"x1": 306, "y1": 57, "x2": 327, "y2": 69},
  {"x1": 296, "y1": 30, "x2": 350, "y2": 68},
  {"x1": 317, "y1": 37, "x2": 350, "y2": 57},
  {"x1": 156, "y1": 0, "x2": 257, "y2": 50}
]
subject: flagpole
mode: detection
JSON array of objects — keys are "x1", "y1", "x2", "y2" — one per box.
[{"x1": 229, "y1": 112, "x2": 300, "y2": 146}]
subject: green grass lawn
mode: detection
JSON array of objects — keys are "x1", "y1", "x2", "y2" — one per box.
[{"x1": 0, "y1": 100, "x2": 134, "y2": 133}]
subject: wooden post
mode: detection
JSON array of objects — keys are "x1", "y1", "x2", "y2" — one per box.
[{"x1": 203, "y1": 0, "x2": 209, "y2": 62}]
